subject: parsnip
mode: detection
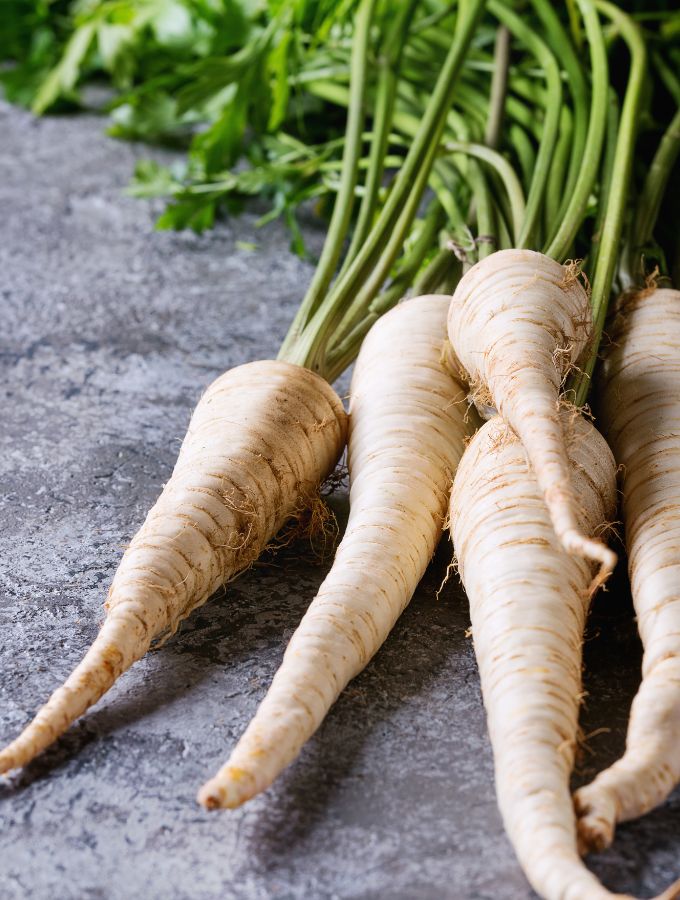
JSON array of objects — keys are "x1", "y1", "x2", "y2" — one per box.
[
  {"x1": 448, "y1": 249, "x2": 617, "y2": 581},
  {"x1": 0, "y1": 362, "x2": 346, "y2": 773},
  {"x1": 450, "y1": 408, "x2": 620, "y2": 900},
  {"x1": 198, "y1": 295, "x2": 473, "y2": 809},
  {"x1": 575, "y1": 288, "x2": 680, "y2": 851}
]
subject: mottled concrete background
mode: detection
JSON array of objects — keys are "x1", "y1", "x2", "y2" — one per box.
[{"x1": 0, "y1": 100, "x2": 678, "y2": 900}]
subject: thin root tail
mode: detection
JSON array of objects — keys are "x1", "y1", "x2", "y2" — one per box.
[
  {"x1": 573, "y1": 784, "x2": 617, "y2": 854},
  {"x1": 561, "y1": 529, "x2": 617, "y2": 592},
  {"x1": 197, "y1": 772, "x2": 250, "y2": 810},
  {"x1": 0, "y1": 608, "x2": 153, "y2": 774}
]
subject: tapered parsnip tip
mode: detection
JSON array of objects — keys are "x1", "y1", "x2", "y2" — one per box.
[
  {"x1": 573, "y1": 786, "x2": 616, "y2": 854},
  {"x1": 562, "y1": 529, "x2": 617, "y2": 589},
  {"x1": 197, "y1": 769, "x2": 252, "y2": 810},
  {"x1": 196, "y1": 785, "x2": 226, "y2": 811}
]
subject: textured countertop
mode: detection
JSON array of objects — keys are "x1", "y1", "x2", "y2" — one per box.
[{"x1": 1, "y1": 100, "x2": 678, "y2": 900}]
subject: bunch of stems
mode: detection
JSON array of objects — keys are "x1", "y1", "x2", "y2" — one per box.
[{"x1": 279, "y1": 0, "x2": 650, "y2": 403}]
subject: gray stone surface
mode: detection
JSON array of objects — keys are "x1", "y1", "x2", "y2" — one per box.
[{"x1": 0, "y1": 100, "x2": 678, "y2": 900}]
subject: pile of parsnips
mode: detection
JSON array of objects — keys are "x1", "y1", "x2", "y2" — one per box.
[
  {"x1": 3, "y1": 1, "x2": 680, "y2": 898},
  {"x1": 5, "y1": 258, "x2": 679, "y2": 900}
]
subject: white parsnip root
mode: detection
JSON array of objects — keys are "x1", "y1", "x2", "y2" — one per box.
[
  {"x1": 575, "y1": 288, "x2": 680, "y2": 852},
  {"x1": 450, "y1": 409, "x2": 621, "y2": 900},
  {"x1": 0, "y1": 361, "x2": 346, "y2": 774},
  {"x1": 198, "y1": 295, "x2": 472, "y2": 810},
  {"x1": 448, "y1": 249, "x2": 617, "y2": 582}
]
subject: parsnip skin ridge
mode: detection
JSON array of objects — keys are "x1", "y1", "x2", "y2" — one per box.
[
  {"x1": 0, "y1": 361, "x2": 347, "y2": 774},
  {"x1": 198, "y1": 295, "x2": 473, "y2": 810},
  {"x1": 450, "y1": 410, "x2": 621, "y2": 900},
  {"x1": 447, "y1": 248, "x2": 617, "y2": 581},
  {"x1": 575, "y1": 288, "x2": 680, "y2": 852}
]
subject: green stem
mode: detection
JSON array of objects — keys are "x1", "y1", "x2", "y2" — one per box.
[
  {"x1": 339, "y1": 0, "x2": 419, "y2": 276},
  {"x1": 587, "y1": 87, "x2": 619, "y2": 282},
  {"x1": 282, "y1": 0, "x2": 487, "y2": 376},
  {"x1": 485, "y1": 26, "x2": 511, "y2": 149},
  {"x1": 413, "y1": 244, "x2": 460, "y2": 294},
  {"x1": 544, "y1": 105, "x2": 572, "y2": 230},
  {"x1": 295, "y1": 79, "x2": 350, "y2": 109},
  {"x1": 488, "y1": 0, "x2": 562, "y2": 249},
  {"x1": 629, "y1": 105, "x2": 680, "y2": 281},
  {"x1": 505, "y1": 92, "x2": 543, "y2": 139},
  {"x1": 444, "y1": 80, "x2": 489, "y2": 131},
  {"x1": 530, "y1": 0, "x2": 589, "y2": 230},
  {"x1": 572, "y1": 1, "x2": 647, "y2": 406},
  {"x1": 444, "y1": 140, "x2": 526, "y2": 243},
  {"x1": 326, "y1": 199, "x2": 446, "y2": 378},
  {"x1": 544, "y1": 0, "x2": 608, "y2": 260},
  {"x1": 468, "y1": 23, "x2": 509, "y2": 262},
  {"x1": 508, "y1": 73, "x2": 547, "y2": 106},
  {"x1": 653, "y1": 51, "x2": 680, "y2": 106},
  {"x1": 373, "y1": 201, "x2": 447, "y2": 309},
  {"x1": 494, "y1": 196, "x2": 514, "y2": 250},
  {"x1": 430, "y1": 162, "x2": 470, "y2": 235},
  {"x1": 278, "y1": 0, "x2": 376, "y2": 358},
  {"x1": 508, "y1": 123, "x2": 536, "y2": 193},
  {"x1": 307, "y1": 72, "x2": 541, "y2": 142},
  {"x1": 329, "y1": 132, "x2": 447, "y2": 351},
  {"x1": 471, "y1": 162, "x2": 497, "y2": 261}
]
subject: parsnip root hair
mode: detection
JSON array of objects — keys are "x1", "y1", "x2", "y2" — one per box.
[
  {"x1": 450, "y1": 408, "x2": 621, "y2": 900},
  {"x1": 575, "y1": 288, "x2": 680, "y2": 852},
  {"x1": 198, "y1": 295, "x2": 473, "y2": 809},
  {"x1": 0, "y1": 361, "x2": 347, "y2": 774},
  {"x1": 448, "y1": 249, "x2": 617, "y2": 582}
]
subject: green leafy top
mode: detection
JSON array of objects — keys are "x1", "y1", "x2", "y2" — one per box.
[{"x1": 3, "y1": 0, "x2": 677, "y2": 391}]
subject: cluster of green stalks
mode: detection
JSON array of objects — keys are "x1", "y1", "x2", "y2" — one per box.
[{"x1": 3, "y1": 0, "x2": 679, "y2": 395}]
